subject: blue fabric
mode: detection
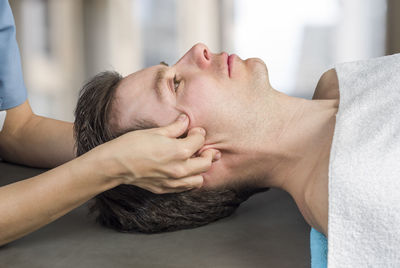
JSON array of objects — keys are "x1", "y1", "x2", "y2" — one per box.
[
  {"x1": 0, "y1": 0, "x2": 27, "y2": 110},
  {"x1": 310, "y1": 227, "x2": 327, "y2": 268}
]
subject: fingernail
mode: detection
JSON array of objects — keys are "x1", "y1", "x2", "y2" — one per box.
[
  {"x1": 178, "y1": 114, "x2": 187, "y2": 121},
  {"x1": 198, "y1": 128, "x2": 206, "y2": 136},
  {"x1": 213, "y1": 151, "x2": 221, "y2": 161}
]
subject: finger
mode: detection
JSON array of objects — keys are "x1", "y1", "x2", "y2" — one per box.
[
  {"x1": 143, "y1": 175, "x2": 204, "y2": 194},
  {"x1": 169, "y1": 175, "x2": 204, "y2": 191},
  {"x1": 155, "y1": 114, "x2": 189, "y2": 138},
  {"x1": 178, "y1": 127, "x2": 206, "y2": 158},
  {"x1": 202, "y1": 149, "x2": 221, "y2": 162},
  {"x1": 132, "y1": 175, "x2": 199, "y2": 194},
  {"x1": 180, "y1": 149, "x2": 220, "y2": 177}
]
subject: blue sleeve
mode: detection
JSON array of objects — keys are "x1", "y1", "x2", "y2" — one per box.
[
  {"x1": 0, "y1": 0, "x2": 27, "y2": 110},
  {"x1": 310, "y1": 227, "x2": 328, "y2": 268}
]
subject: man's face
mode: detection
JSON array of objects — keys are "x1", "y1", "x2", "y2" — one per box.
[{"x1": 112, "y1": 43, "x2": 271, "y2": 188}]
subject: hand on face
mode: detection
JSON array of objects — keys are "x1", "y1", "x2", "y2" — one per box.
[
  {"x1": 112, "y1": 43, "x2": 271, "y2": 189},
  {"x1": 93, "y1": 114, "x2": 220, "y2": 194}
]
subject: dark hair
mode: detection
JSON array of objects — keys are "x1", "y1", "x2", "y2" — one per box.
[{"x1": 74, "y1": 71, "x2": 268, "y2": 233}]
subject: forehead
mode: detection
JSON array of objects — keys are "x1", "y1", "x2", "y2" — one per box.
[
  {"x1": 121, "y1": 65, "x2": 161, "y2": 89},
  {"x1": 111, "y1": 65, "x2": 173, "y2": 132}
]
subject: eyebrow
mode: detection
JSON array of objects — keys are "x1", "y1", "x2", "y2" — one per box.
[{"x1": 154, "y1": 65, "x2": 168, "y2": 100}]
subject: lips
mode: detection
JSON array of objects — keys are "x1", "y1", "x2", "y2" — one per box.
[
  {"x1": 226, "y1": 54, "x2": 230, "y2": 77},
  {"x1": 227, "y1": 54, "x2": 235, "y2": 77}
]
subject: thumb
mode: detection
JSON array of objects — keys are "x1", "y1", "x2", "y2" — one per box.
[{"x1": 156, "y1": 114, "x2": 189, "y2": 138}]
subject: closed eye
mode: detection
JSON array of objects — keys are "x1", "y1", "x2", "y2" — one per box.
[{"x1": 173, "y1": 75, "x2": 181, "y2": 92}]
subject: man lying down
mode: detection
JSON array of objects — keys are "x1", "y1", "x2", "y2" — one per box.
[
  {"x1": 75, "y1": 43, "x2": 400, "y2": 266},
  {"x1": 75, "y1": 42, "x2": 335, "y2": 234}
]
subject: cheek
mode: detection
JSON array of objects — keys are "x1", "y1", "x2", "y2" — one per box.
[{"x1": 179, "y1": 78, "x2": 225, "y2": 127}]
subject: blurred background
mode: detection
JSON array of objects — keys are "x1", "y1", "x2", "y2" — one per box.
[{"x1": 9, "y1": 0, "x2": 399, "y2": 122}]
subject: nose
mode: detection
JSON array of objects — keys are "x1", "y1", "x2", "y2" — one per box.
[{"x1": 189, "y1": 43, "x2": 211, "y2": 69}]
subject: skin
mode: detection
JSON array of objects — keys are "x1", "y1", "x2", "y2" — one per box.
[
  {"x1": 0, "y1": 93, "x2": 218, "y2": 246},
  {"x1": 111, "y1": 43, "x2": 341, "y2": 237}
]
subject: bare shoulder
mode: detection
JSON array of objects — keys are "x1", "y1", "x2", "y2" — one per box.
[{"x1": 312, "y1": 68, "x2": 340, "y2": 101}]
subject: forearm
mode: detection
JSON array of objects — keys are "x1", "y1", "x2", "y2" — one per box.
[
  {"x1": 0, "y1": 153, "x2": 123, "y2": 246},
  {"x1": 11, "y1": 115, "x2": 75, "y2": 167},
  {"x1": 0, "y1": 101, "x2": 75, "y2": 168}
]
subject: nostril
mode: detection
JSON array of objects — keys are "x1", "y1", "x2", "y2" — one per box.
[{"x1": 203, "y1": 49, "x2": 210, "y2": 61}]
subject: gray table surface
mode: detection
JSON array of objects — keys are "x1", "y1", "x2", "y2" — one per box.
[{"x1": 0, "y1": 161, "x2": 311, "y2": 268}]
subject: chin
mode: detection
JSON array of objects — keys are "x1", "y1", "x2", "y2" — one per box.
[
  {"x1": 247, "y1": 58, "x2": 270, "y2": 88},
  {"x1": 245, "y1": 57, "x2": 268, "y2": 75},
  {"x1": 246, "y1": 57, "x2": 267, "y2": 68}
]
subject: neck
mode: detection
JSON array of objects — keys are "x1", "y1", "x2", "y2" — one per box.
[{"x1": 224, "y1": 88, "x2": 338, "y2": 229}]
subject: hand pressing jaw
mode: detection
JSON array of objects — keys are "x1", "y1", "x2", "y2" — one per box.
[{"x1": 92, "y1": 115, "x2": 221, "y2": 194}]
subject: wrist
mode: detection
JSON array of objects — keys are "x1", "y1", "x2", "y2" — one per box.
[{"x1": 72, "y1": 149, "x2": 126, "y2": 189}]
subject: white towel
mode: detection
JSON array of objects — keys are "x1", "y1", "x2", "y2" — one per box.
[{"x1": 328, "y1": 53, "x2": 400, "y2": 267}]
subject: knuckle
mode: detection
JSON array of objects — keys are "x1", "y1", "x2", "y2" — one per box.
[
  {"x1": 178, "y1": 147, "x2": 192, "y2": 158},
  {"x1": 169, "y1": 165, "x2": 187, "y2": 178}
]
